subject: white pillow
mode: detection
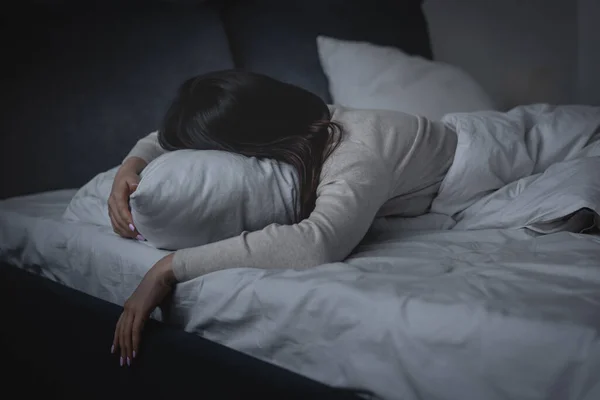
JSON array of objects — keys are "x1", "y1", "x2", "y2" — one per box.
[
  {"x1": 63, "y1": 150, "x2": 298, "y2": 250},
  {"x1": 317, "y1": 36, "x2": 496, "y2": 120}
]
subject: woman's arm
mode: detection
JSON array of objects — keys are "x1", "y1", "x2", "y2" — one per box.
[
  {"x1": 109, "y1": 132, "x2": 169, "y2": 238},
  {"x1": 120, "y1": 156, "x2": 148, "y2": 175},
  {"x1": 172, "y1": 141, "x2": 391, "y2": 281},
  {"x1": 124, "y1": 131, "x2": 168, "y2": 165},
  {"x1": 111, "y1": 141, "x2": 391, "y2": 365}
]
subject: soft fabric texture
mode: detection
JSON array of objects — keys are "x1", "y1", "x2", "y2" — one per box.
[
  {"x1": 317, "y1": 36, "x2": 496, "y2": 120},
  {"x1": 124, "y1": 107, "x2": 458, "y2": 281},
  {"x1": 126, "y1": 105, "x2": 600, "y2": 284},
  {"x1": 131, "y1": 149, "x2": 298, "y2": 250},
  {"x1": 62, "y1": 167, "x2": 120, "y2": 228},
  {"x1": 431, "y1": 104, "x2": 600, "y2": 232},
  {"x1": 222, "y1": 0, "x2": 432, "y2": 102},
  {"x1": 2, "y1": 190, "x2": 600, "y2": 400},
  {"x1": 63, "y1": 142, "x2": 299, "y2": 251}
]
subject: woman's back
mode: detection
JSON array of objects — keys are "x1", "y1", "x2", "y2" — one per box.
[{"x1": 327, "y1": 106, "x2": 457, "y2": 217}]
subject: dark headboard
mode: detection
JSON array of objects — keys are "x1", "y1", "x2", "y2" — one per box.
[{"x1": 222, "y1": 0, "x2": 432, "y2": 102}]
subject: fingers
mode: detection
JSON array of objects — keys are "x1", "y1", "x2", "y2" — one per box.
[
  {"x1": 108, "y1": 192, "x2": 142, "y2": 239},
  {"x1": 120, "y1": 310, "x2": 135, "y2": 367},
  {"x1": 110, "y1": 195, "x2": 136, "y2": 238},
  {"x1": 113, "y1": 310, "x2": 139, "y2": 367},
  {"x1": 109, "y1": 208, "x2": 130, "y2": 238},
  {"x1": 131, "y1": 314, "x2": 145, "y2": 361},
  {"x1": 128, "y1": 181, "x2": 139, "y2": 195},
  {"x1": 108, "y1": 174, "x2": 143, "y2": 239},
  {"x1": 118, "y1": 312, "x2": 126, "y2": 367},
  {"x1": 108, "y1": 194, "x2": 129, "y2": 233},
  {"x1": 109, "y1": 204, "x2": 144, "y2": 241},
  {"x1": 112, "y1": 313, "x2": 123, "y2": 356},
  {"x1": 115, "y1": 201, "x2": 135, "y2": 234}
]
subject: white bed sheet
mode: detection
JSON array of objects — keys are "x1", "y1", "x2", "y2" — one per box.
[{"x1": 1, "y1": 190, "x2": 600, "y2": 400}]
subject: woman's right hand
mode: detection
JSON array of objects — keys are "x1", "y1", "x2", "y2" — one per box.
[{"x1": 108, "y1": 158, "x2": 146, "y2": 239}]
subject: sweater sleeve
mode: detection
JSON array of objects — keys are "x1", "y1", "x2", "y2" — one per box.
[
  {"x1": 171, "y1": 141, "x2": 391, "y2": 282},
  {"x1": 124, "y1": 131, "x2": 169, "y2": 164}
]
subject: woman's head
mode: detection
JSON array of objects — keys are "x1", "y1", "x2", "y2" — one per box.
[{"x1": 158, "y1": 69, "x2": 342, "y2": 220}]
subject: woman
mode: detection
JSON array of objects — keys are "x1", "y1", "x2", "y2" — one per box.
[{"x1": 109, "y1": 70, "x2": 457, "y2": 366}]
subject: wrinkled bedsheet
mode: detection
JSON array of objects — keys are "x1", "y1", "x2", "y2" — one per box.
[
  {"x1": 1, "y1": 191, "x2": 599, "y2": 400},
  {"x1": 432, "y1": 104, "x2": 600, "y2": 232},
  {"x1": 2, "y1": 104, "x2": 600, "y2": 400}
]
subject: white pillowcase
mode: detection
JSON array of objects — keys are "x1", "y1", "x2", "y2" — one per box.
[
  {"x1": 63, "y1": 150, "x2": 298, "y2": 250},
  {"x1": 317, "y1": 36, "x2": 496, "y2": 120}
]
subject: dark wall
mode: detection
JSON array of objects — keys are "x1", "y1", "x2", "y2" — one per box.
[
  {"x1": 1, "y1": 2, "x2": 235, "y2": 198},
  {"x1": 0, "y1": 0, "x2": 431, "y2": 199}
]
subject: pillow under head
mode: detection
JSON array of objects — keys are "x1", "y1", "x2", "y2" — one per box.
[{"x1": 63, "y1": 149, "x2": 299, "y2": 250}]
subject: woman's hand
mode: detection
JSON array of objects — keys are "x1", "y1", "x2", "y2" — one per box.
[
  {"x1": 111, "y1": 253, "x2": 176, "y2": 366},
  {"x1": 108, "y1": 157, "x2": 147, "y2": 239}
]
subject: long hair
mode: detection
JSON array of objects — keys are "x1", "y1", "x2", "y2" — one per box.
[{"x1": 157, "y1": 69, "x2": 343, "y2": 221}]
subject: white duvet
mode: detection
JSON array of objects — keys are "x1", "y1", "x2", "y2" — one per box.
[
  {"x1": 432, "y1": 104, "x2": 600, "y2": 232},
  {"x1": 1, "y1": 104, "x2": 600, "y2": 400}
]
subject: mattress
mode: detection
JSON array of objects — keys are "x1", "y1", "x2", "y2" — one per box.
[{"x1": 1, "y1": 190, "x2": 600, "y2": 400}]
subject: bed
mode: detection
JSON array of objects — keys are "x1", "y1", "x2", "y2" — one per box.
[
  {"x1": 3, "y1": 1, "x2": 600, "y2": 399},
  {"x1": 2, "y1": 188, "x2": 600, "y2": 400},
  {"x1": 0, "y1": 1, "x2": 432, "y2": 398},
  {"x1": 0, "y1": 262, "x2": 362, "y2": 400}
]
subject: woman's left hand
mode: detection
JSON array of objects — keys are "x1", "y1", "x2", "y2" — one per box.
[{"x1": 112, "y1": 253, "x2": 176, "y2": 367}]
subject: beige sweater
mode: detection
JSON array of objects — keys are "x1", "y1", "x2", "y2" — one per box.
[{"x1": 126, "y1": 107, "x2": 457, "y2": 282}]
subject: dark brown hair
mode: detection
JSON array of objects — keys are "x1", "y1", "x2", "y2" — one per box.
[{"x1": 158, "y1": 69, "x2": 343, "y2": 221}]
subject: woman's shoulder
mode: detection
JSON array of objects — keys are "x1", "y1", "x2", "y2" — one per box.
[
  {"x1": 328, "y1": 105, "x2": 422, "y2": 164},
  {"x1": 321, "y1": 134, "x2": 389, "y2": 186},
  {"x1": 328, "y1": 104, "x2": 418, "y2": 121},
  {"x1": 329, "y1": 105, "x2": 421, "y2": 138}
]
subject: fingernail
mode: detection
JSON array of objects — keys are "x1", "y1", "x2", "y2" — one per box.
[
  {"x1": 128, "y1": 224, "x2": 135, "y2": 232},
  {"x1": 120, "y1": 356, "x2": 124, "y2": 367},
  {"x1": 133, "y1": 350, "x2": 136, "y2": 359},
  {"x1": 111, "y1": 344, "x2": 114, "y2": 354},
  {"x1": 136, "y1": 234, "x2": 145, "y2": 241},
  {"x1": 127, "y1": 357, "x2": 131, "y2": 367}
]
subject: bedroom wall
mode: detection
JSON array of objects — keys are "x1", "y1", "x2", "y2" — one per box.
[
  {"x1": 423, "y1": 0, "x2": 586, "y2": 109},
  {"x1": 576, "y1": 0, "x2": 600, "y2": 106}
]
